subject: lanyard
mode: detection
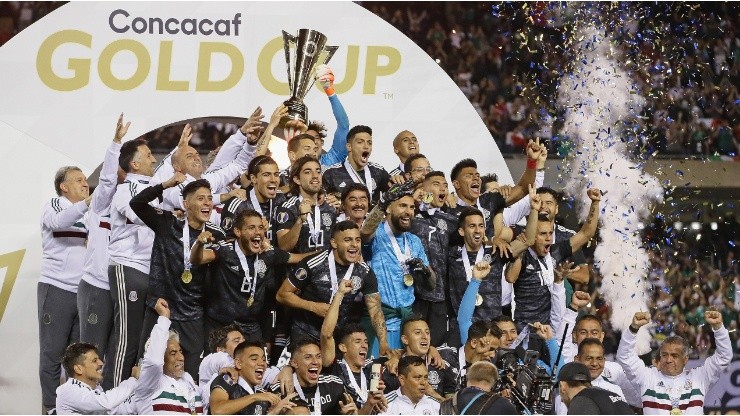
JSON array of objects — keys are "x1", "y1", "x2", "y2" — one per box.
[
  {"x1": 344, "y1": 158, "x2": 373, "y2": 198},
  {"x1": 328, "y1": 250, "x2": 355, "y2": 303},
  {"x1": 237, "y1": 376, "x2": 255, "y2": 395},
  {"x1": 461, "y1": 246, "x2": 485, "y2": 282},
  {"x1": 384, "y1": 222, "x2": 410, "y2": 269},
  {"x1": 299, "y1": 195, "x2": 321, "y2": 244},
  {"x1": 340, "y1": 359, "x2": 367, "y2": 403},
  {"x1": 293, "y1": 373, "x2": 322, "y2": 415},
  {"x1": 235, "y1": 241, "x2": 258, "y2": 300},
  {"x1": 528, "y1": 248, "x2": 554, "y2": 288},
  {"x1": 249, "y1": 188, "x2": 273, "y2": 219},
  {"x1": 182, "y1": 221, "x2": 203, "y2": 270}
]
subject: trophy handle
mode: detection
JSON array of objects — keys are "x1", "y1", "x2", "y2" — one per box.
[
  {"x1": 305, "y1": 44, "x2": 339, "y2": 94},
  {"x1": 282, "y1": 30, "x2": 297, "y2": 94}
]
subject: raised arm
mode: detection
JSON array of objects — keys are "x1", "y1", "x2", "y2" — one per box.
[
  {"x1": 616, "y1": 311, "x2": 652, "y2": 391},
  {"x1": 696, "y1": 310, "x2": 733, "y2": 387},
  {"x1": 321, "y1": 280, "x2": 352, "y2": 367},
  {"x1": 457, "y1": 262, "x2": 491, "y2": 344},
  {"x1": 42, "y1": 199, "x2": 89, "y2": 230},
  {"x1": 89, "y1": 114, "x2": 126, "y2": 214},
  {"x1": 151, "y1": 123, "x2": 193, "y2": 185},
  {"x1": 315, "y1": 64, "x2": 350, "y2": 167},
  {"x1": 503, "y1": 139, "x2": 545, "y2": 206},
  {"x1": 504, "y1": 255, "x2": 524, "y2": 284},
  {"x1": 360, "y1": 180, "x2": 417, "y2": 242},
  {"x1": 207, "y1": 107, "x2": 263, "y2": 172},
  {"x1": 130, "y1": 173, "x2": 185, "y2": 231},
  {"x1": 508, "y1": 186, "x2": 540, "y2": 257},
  {"x1": 190, "y1": 231, "x2": 216, "y2": 266},
  {"x1": 569, "y1": 188, "x2": 601, "y2": 252},
  {"x1": 276, "y1": 199, "x2": 312, "y2": 251},
  {"x1": 136, "y1": 299, "x2": 171, "y2": 401}
]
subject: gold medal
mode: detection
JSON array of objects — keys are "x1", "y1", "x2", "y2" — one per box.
[
  {"x1": 422, "y1": 192, "x2": 434, "y2": 204},
  {"x1": 247, "y1": 295, "x2": 254, "y2": 307},
  {"x1": 670, "y1": 408, "x2": 682, "y2": 415},
  {"x1": 475, "y1": 294, "x2": 483, "y2": 306},
  {"x1": 403, "y1": 274, "x2": 414, "y2": 287},
  {"x1": 181, "y1": 269, "x2": 192, "y2": 284}
]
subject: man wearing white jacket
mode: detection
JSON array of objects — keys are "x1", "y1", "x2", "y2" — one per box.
[
  {"x1": 617, "y1": 310, "x2": 731, "y2": 415},
  {"x1": 56, "y1": 343, "x2": 139, "y2": 414},
  {"x1": 135, "y1": 298, "x2": 203, "y2": 415}
]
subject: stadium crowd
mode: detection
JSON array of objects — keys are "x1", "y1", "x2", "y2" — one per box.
[{"x1": 40, "y1": 62, "x2": 736, "y2": 416}]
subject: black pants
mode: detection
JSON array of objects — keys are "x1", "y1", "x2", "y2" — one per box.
[
  {"x1": 108, "y1": 263, "x2": 149, "y2": 388},
  {"x1": 77, "y1": 280, "x2": 116, "y2": 390},
  {"x1": 139, "y1": 308, "x2": 205, "y2": 380},
  {"x1": 413, "y1": 298, "x2": 449, "y2": 347},
  {"x1": 38, "y1": 282, "x2": 79, "y2": 409}
]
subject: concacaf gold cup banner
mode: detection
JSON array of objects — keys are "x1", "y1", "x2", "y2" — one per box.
[{"x1": 0, "y1": 2, "x2": 511, "y2": 411}]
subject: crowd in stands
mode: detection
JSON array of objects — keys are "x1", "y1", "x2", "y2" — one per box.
[{"x1": 365, "y1": 1, "x2": 740, "y2": 159}]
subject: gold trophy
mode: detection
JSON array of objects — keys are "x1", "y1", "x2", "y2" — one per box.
[{"x1": 281, "y1": 29, "x2": 338, "y2": 128}]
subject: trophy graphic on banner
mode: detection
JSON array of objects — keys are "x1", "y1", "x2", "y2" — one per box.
[{"x1": 281, "y1": 29, "x2": 338, "y2": 129}]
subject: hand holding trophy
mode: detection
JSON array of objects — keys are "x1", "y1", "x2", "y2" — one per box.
[{"x1": 281, "y1": 29, "x2": 338, "y2": 141}]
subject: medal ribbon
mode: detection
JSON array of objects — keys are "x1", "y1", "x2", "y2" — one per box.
[
  {"x1": 461, "y1": 246, "x2": 485, "y2": 282},
  {"x1": 293, "y1": 373, "x2": 322, "y2": 416},
  {"x1": 299, "y1": 195, "x2": 321, "y2": 245},
  {"x1": 340, "y1": 359, "x2": 367, "y2": 403},
  {"x1": 182, "y1": 221, "x2": 204, "y2": 271},
  {"x1": 528, "y1": 248, "x2": 554, "y2": 288},
  {"x1": 383, "y1": 222, "x2": 410, "y2": 272},
  {"x1": 328, "y1": 250, "x2": 355, "y2": 303},
  {"x1": 249, "y1": 188, "x2": 273, "y2": 220},
  {"x1": 344, "y1": 158, "x2": 373, "y2": 198},
  {"x1": 235, "y1": 241, "x2": 258, "y2": 302}
]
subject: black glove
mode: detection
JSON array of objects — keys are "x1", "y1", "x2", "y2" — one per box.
[
  {"x1": 406, "y1": 257, "x2": 433, "y2": 290},
  {"x1": 378, "y1": 179, "x2": 417, "y2": 210}
]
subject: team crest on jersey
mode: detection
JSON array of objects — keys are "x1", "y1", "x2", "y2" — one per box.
[
  {"x1": 254, "y1": 405, "x2": 262, "y2": 414},
  {"x1": 295, "y1": 268, "x2": 308, "y2": 280},
  {"x1": 436, "y1": 219, "x2": 447, "y2": 233},
  {"x1": 277, "y1": 212, "x2": 289, "y2": 224},
  {"x1": 128, "y1": 291, "x2": 138, "y2": 302},
  {"x1": 255, "y1": 259, "x2": 267, "y2": 276},
  {"x1": 602, "y1": 368, "x2": 612, "y2": 378},
  {"x1": 87, "y1": 313, "x2": 98, "y2": 325},
  {"x1": 481, "y1": 207, "x2": 490, "y2": 220},
  {"x1": 684, "y1": 380, "x2": 692, "y2": 390},
  {"x1": 351, "y1": 275, "x2": 362, "y2": 292},
  {"x1": 428, "y1": 370, "x2": 440, "y2": 385},
  {"x1": 322, "y1": 213, "x2": 333, "y2": 227},
  {"x1": 223, "y1": 217, "x2": 233, "y2": 230},
  {"x1": 483, "y1": 254, "x2": 492, "y2": 264}
]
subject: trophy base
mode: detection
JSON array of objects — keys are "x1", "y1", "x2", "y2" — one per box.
[{"x1": 281, "y1": 97, "x2": 308, "y2": 127}]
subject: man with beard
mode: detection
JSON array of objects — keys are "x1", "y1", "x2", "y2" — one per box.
[
  {"x1": 55, "y1": 343, "x2": 139, "y2": 414},
  {"x1": 107, "y1": 136, "x2": 158, "y2": 389},
  {"x1": 446, "y1": 139, "x2": 544, "y2": 239},
  {"x1": 276, "y1": 156, "x2": 336, "y2": 253},
  {"x1": 209, "y1": 341, "x2": 296, "y2": 415},
  {"x1": 270, "y1": 339, "x2": 354, "y2": 415},
  {"x1": 388, "y1": 130, "x2": 421, "y2": 177},
  {"x1": 381, "y1": 318, "x2": 458, "y2": 401},
  {"x1": 448, "y1": 191, "x2": 539, "y2": 327},
  {"x1": 323, "y1": 125, "x2": 395, "y2": 204},
  {"x1": 276, "y1": 221, "x2": 390, "y2": 356},
  {"x1": 131, "y1": 177, "x2": 225, "y2": 378},
  {"x1": 380, "y1": 356, "x2": 440, "y2": 415},
  {"x1": 506, "y1": 188, "x2": 602, "y2": 332},
  {"x1": 360, "y1": 182, "x2": 434, "y2": 356},
  {"x1": 408, "y1": 169, "x2": 458, "y2": 346},
  {"x1": 135, "y1": 298, "x2": 203, "y2": 414},
  {"x1": 219, "y1": 155, "x2": 285, "y2": 243},
  {"x1": 618, "y1": 310, "x2": 731, "y2": 415},
  {"x1": 194, "y1": 209, "x2": 314, "y2": 340}
]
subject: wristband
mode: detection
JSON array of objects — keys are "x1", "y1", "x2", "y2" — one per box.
[
  {"x1": 527, "y1": 158, "x2": 537, "y2": 170},
  {"x1": 324, "y1": 86, "x2": 335, "y2": 96}
]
